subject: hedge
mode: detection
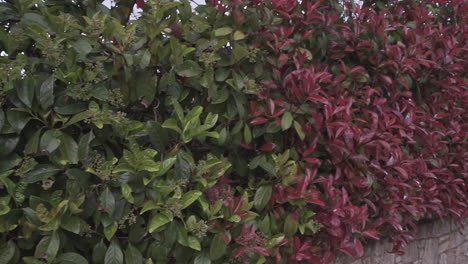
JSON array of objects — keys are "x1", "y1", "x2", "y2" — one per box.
[{"x1": 0, "y1": 0, "x2": 466, "y2": 263}]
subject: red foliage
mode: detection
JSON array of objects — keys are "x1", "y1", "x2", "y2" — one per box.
[{"x1": 214, "y1": 0, "x2": 467, "y2": 262}]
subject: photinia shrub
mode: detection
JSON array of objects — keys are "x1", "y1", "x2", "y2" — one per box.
[{"x1": 0, "y1": 0, "x2": 466, "y2": 263}]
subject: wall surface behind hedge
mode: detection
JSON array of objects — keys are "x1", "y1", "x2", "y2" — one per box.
[{"x1": 334, "y1": 219, "x2": 468, "y2": 264}]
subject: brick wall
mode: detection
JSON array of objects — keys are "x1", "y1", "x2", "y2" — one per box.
[{"x1": 334, "y1": 219, "x2": 468, "y2": 264}]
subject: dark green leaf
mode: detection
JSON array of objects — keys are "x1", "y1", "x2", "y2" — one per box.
[
  {"x1": 0, "y1": 241, "x2": 15, "y2": 264},
  {"x1": 104, "y1": 241, "x2": 123, "y2": 264},
  {"x1": 39, "y1": 76, "x2": 55, "y2": 109},
  {"x1": 25, "y1": 129, "x2": 43, "y2": 154},
  {"x1": 55, "y1": 133, "x2": 79, "y2": 164},
  {"x1": 40, "y1": 130, "x2": 62, "y2": 153},
  {"x1": 7, "y1": 110, "x2": 31, "y2": 132},
  {"x1": 24, "y1": 165, "x2": 60, "y2": 183},
  {"x1": 92, "y1": 240, "x2": 107, "y2": 264},
  {"x1": 58, "y1": 253, "x2": 89, "y2": 264},
  {"x1": 0, "y1": 154, "x2": 21, "y2": 172},
  {"x1": 72, "y1": 39, "x2": 92, "y2": 56},
  {"x1": 231, "y1": 44, "x2": 249, "y2": 64},
  {"x1": 0, "y1": 135, "x2": 19, "y2": 157},
  {"x1": 78, "y1": 131, "x2": 95, "y2": 160},
  {"x1": 125, "y1": 244, "x2": 143, "y2": 264},
  {"x1": 17, "y1": 78, "x2": 35, "y2": 108},
  {"x1": 209, "y1": 233, "x2": 227, "y2": 260},
  {"x1": 60, "y1": 216, "x2": 81, "y2": 234},
  {"x1": 174, "y1": 153, "x2": 191, "y2": 181},
  {"x1": 147, "y1": 121, "x2": 168, "y2": 152},
  {"x1": 99, "y1": 188, "x2": 115, "y2": 215},
  {"x1": 34, "y1": 231, "x2": 60, "y2": 262},
  {"x1": 194, "y1": 254, "x2": 211, "y2": 264},
  {"x1": 175, "y1": 60, "x2": 202, "y2": 77},
  {"x1": 0, "y1": 109, "x2": 4, "y2": 132},
  {"x1": 134, "y1": 71, "x2": 157, "y2": 102}
]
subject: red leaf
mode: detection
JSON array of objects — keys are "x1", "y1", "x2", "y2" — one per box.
[
  {"x1": 362, "y1": 230, "x2": 380, "y2": 240},
  {"x1": 306, "y1": 198, "x2": 325, "y2": 207},
  {"x1": 394, "y1": 166, "x2": 409, "y2": 180},
  {"x1": 136, "y1": 0, "x2": 145, "y2": 9},
  {"x1": 259, "y1": 143, "x2": 277, "y2": 151},
  {"x1": 268, "y1": 99, "x2": 275, "y2": 115},
  {"x1": 250, "y1": 117, "x2": 269, "y2": 125},
  {"x1": 304, "y1": 158, "x2": 320, "y2": 164},
  {"x1": 253, "y1": 247, "x2": 270, "y2": 256}
]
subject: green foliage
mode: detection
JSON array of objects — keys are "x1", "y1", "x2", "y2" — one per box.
[{"x1": 0, "y1": 1, "x2": 283, "y2": 263}]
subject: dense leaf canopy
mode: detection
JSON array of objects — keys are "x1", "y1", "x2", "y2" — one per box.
[{"x1": 0, "y1": 0, "x2": 466, "y2": 263}]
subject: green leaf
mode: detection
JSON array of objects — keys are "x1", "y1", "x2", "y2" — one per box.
[
  {"x1": 254, "y1": 185, "x2": 272, "y2": 211},
  {"x1": 24, "y1": 165, "x2": 60, "y2": 183},
  {"x1": 284, "y1": 215, "x2": 298, "y2": 237},
  {"x1": 281, "y1": 112, "x2": 293, "y2": 130},
  {"x1": 214, "y1": 27, "x2": 232, "y2": 36},
  {"x1": 161, "y1": 119, "x2": 181, "y2": 134},
  {"x1": 25, "y1": 128, "x2": 43, "y2": 154},
  {"x1": 265, "y1": 234, "x2": 285, "y2": 249},
  {"x1": 134, "y1": 70, "x2": 157, "y2": 102},
  {"x1": 148, "y1": 213, "x2": 173, "y2": 233},
  {"x1": 140, "y1": 201, "x2": 158, "y2": 215},
  {"x1": 58, "y1": 253, "x2": 89, "y2": 264},
  {"x1": 104, "y1": 222, "x2": 118, "y2": 241},
  {"x1": 155, "y1": 156, "x2": 176, "y2": 177},
  {"x1": 0, "y1": 241, "x2": 15, "y2": 264},
  {"x1": 233, "y1": 31, "x2": 245, "y2": 41},
  {"x1": 121, "y1": 184, "x2": 134, "y2": 203},
  {"x1": 0, "y1": 109, "x2": 4, "y2": 132},
  {"x1": 0, "y1": 154, "x2": 21, "y2": 173},
  {"x1": 125, "y1": 244, "x2": 143, "y2": 264},
  {"x1": 78, "y1": 131, "x2": 95, "y2": 160},
  {"x1": 175, "y1": 60, "x2": 202, "y2": 77},
  {"x1": 39, "y1": 76, "x2": 55, "y2": 109},
  {"x1": 0, "y1": 135, "x2": 19, "y2": 157},
  {"x1": 104, "y1": 241, "x2": 123, "y2": 264},
  {"x1": 22, "y1": 13, "x2": 50, "y2": 30},
  {"x1": 34, "y1": 231, "x2": 60, "y2": 262},
  {"x1": 194, "y1": 254, "x2": 211, "y2": 264},
  {"x1": 99, "y1": 188, "x2": 115, "y2": 215},
  {"x1": 60, "y1": 216, "x2": 81, "y2": 234},
  {"x1": 231, "y1": 44, "x2": 249, "y2": 64},
  {"x1": 40, "y1": 130, "x2": 62, "y2": 153},
  {"x1": 17, "y1": 78, "x2": 35, "y2": 108},
  {"x1": 243, "y1": 125, "x2": 252, "y2": 144},
  {"x1": 294, "y1": 121, "x2": 305, "y2": 141},
  {"x1": 140, "y1": 49, "x2": 151, "y2": 69},
  {"x1": 209, "y1": 233, "x2": 227, "y2": 260},
  {"x1": 147, "y1": 121, "x2": 169, "y2": 152},
  {"x1": 171, "y1": 98, "x2": 184, "y2": 121},
  {"x1": 22, "y1": 257, "x2": 47, "y2": 264},
  {"x1": 72, "y1": 39, "x2": 92, "y2": 56},
  {"x1": 92, "y1": 240, "x2": 107, "y2": 264},
  {"x1": 7, "y1": 110, "x2": 31, "y2": 132},
  {"x1": 180, "y1": 190, "x2": 202, "y2": 209},
  {"x1": 174, "y1": 153, "x2": 191, "y2": 181},
  {"x1": 187, "y1": 236, "x2": 201, "y2": 251},
  {"x1": 55, "y1": 133, "x2": 79, "y2": 164}
]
